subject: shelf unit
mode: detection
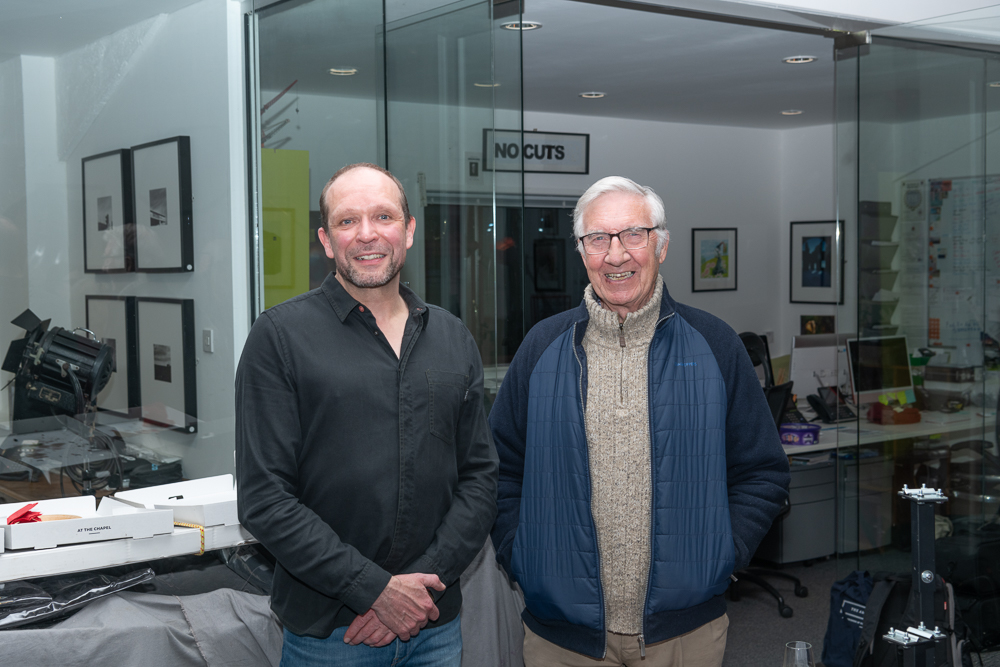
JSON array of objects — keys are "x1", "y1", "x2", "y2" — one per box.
[{"x1": 858, "y1": 200, "x2": 901, "y2": 337}]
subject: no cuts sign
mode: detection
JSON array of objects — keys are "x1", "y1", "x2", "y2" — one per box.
[{"x1": 483, "y1": 129, "x2": 589, "y2": 174}]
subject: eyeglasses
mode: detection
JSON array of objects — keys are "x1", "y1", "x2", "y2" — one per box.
[{"x1": 578, "y1": 227, "x2": 656, "y2": 255}]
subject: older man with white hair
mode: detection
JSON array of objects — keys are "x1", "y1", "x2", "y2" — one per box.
[{"x1": 489, "y1": 176, "x2": 789, "y2": 666}]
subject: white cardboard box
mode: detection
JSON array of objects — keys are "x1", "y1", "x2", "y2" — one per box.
[
  {"x1": 1, "y1": 496, "x2": 174, "y2": 550},
  {"x1": 0, "y1": 523, "x2": 256, "y2": 583},
  {"x1": 115, "y1": 474, "x2": 238, "y2": 527}
]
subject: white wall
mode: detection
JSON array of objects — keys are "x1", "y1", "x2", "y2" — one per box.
[
  {"x1": 0, "y1": 57, "x2": 29, "y2": 426},
  {"x1": 777, "y1": 123, "x2": 845, "y2": 355},
  {"x1": 260, "y1": 90, "x2": 381, "y2": 208},
  {"x1": 23, "y1": 57, "x2": 72, "y2": 325},
  {"x1": 889, "y1": 111, "x2": 1000, "y2": 185},
  {"x1": 52, "y1": 0, "x2": 247, "y2": 478},
  {"x1": 524, "y1": 110, "x2": 840, "y2": 354}
]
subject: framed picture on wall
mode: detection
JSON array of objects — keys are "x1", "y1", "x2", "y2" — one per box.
[
  {"x1": 691, "y1": 228, "x2": 737, "y2": 292},
  {"x1": 131, "y1": 136, "x2": 194, "y2": 272},
  {"x1": 790, "y1": 220, "x2": 844, "y2": 304},
  {"x1": 136, "y1": 297, "x2": 197, "y2": 433},
  {"x1": 82, "y1": 149, "x2": 134, "y2": 273},
  {"x1": 85, "y1": 296, "x2": 139, "y2": 417}
]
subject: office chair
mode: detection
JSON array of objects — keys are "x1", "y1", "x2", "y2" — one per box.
[
  {"x1": 731, "y1": 332, "x2": 808, "y2": 618},
  {"x1": 739, "y1": 331, "x2": 774, "y2": 388},
  {"x1": 737, "y1": 331, "x2": 794, "y2": 428}
]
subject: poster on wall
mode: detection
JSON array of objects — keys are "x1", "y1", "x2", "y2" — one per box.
[
  {"x1": 85, "y1": 296, "x2": 139, "y2": 416},
  {"x1": 483, "y1": 129, "x2": 589, "y2": 173},
  {"x1": 131, "y1": 136, "x2": 194, "y2": 272},
  {"x1": 82, "y1": 149, "x2": 134, "y2": 273},
  {"x1": 925, "y1": 176, "x2": 1000, "y2": 351},
  {"x1": 800, "y1": 315, "x2": 835, "y2": 335},
  {"x1": 691, "y1": 228, "x2": 737, "y2": 292},
  {"x1": 136, "y1": 297, "x2": 197, "y2": 433},
  {"x1": 790, "y1": 220, "x2": 844, "y2": 304}
]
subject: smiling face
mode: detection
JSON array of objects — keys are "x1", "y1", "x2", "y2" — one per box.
[
  {"x1": 318, "y1": 167, "x2": 415, "y2": 294},
  {"x1": 580, "y1": 191, "x2": 668, "y2": 321}
]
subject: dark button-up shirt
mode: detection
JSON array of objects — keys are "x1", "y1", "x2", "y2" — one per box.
[{"x1": 235, "y1": 273, "x2": 498, "y2": 638}]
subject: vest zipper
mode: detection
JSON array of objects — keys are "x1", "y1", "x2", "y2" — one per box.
[
  {"x1": 573, "y1": 322, "x2": 608, "y2": 660},
  {"x1": 641, "y1": 312, "x2": 675, "y2": 649}
]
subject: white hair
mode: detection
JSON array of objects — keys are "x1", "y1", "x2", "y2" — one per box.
[{"x1": 572, "y1": 176, "x2": 669, "y2": 256}]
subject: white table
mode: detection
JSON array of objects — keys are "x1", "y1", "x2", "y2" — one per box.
[{"x1": 782, "y1": 410, "x2": 995, "y2": 456}]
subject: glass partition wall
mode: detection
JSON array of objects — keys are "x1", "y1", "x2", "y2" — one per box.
[
  {"x1": 0, "y1": 2, "x2": 250, "y2": 490},
  {"x1": 250, "y1": 0, "x2": 523, "y2": 407},
  {"x1": 836, "y1": 35, "x2": 1000, "y2": 650}
]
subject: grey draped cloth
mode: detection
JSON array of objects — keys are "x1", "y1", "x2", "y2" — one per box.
[
  {"x1": 459, "y1": 539, "x2": 526, "y2": 667},
  {"x1": 1, "y1": 541, "x2": 523, "y2": 667},
  {"x1": 0, "y1": 588, "x2": 281, "y2": 667}
]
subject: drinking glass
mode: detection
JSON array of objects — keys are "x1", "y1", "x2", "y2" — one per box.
[{"x1": 782, "y1": 641, "x2": 815, "y2": 667}]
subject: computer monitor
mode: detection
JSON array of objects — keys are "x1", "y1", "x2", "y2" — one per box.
[
  {"x1": 847, "y1": 335, "x2": 914, "y2": 405},
  {"x1": 789, "y1": 333, "x2": 854, "y2": 400}
]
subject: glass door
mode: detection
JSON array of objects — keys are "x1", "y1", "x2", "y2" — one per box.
[
  {"x1": 836, "y1": 33, "x2": 1000, "y2": 650},
  {"x1": 383, "y1": 0, "x2": 523, "y2": 405},
  {"x1": 249, "y1": 0, "x2": 524, "y2": 405}
]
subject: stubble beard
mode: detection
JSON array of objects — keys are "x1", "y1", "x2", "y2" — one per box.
[{"x1": 338, "y1": 251, "x2": 405, "y2": 289}]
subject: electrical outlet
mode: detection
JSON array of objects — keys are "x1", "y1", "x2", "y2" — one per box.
[{"x1": 202, "y1": 329, "x2": 214, "y2": 353}]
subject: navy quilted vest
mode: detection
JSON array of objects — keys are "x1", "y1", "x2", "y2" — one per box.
[{"x1": 511, "y1": 314, "x2": 735, "y2": 633}]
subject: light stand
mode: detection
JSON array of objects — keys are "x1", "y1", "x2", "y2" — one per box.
[
  {"x1": 2, "y1": 309, "x2": 119, "y2": 495},
  {"x1": 882, "y1": 484, "x2": 949, "y2": 667}
]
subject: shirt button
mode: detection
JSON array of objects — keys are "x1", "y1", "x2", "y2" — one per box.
[{"x1": 359, "y1": 306, "x2": 365, "y2": 312}]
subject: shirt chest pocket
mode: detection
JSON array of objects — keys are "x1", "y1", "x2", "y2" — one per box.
[{"x1": 426, "y1": 369, "x2": 468, "y2": 444}]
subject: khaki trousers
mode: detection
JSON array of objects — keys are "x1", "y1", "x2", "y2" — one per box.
[{"x1": 523, "y1": 614, "x2": 729, "y2": 667}]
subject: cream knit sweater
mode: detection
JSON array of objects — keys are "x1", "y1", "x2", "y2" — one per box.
[{"x1": 581, "y1": 278, "x2": 663, "y2": 635}]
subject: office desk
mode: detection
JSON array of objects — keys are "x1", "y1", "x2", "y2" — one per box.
[
  {"x1": 782, "y1": 411, "x2": 996, "y2": 456},
  {"x1": 768, "y1": 411, "x2": 996, "y2": 562},
  {"x1": 0, "y1": 472, "x2": 114, "y2": 503}
]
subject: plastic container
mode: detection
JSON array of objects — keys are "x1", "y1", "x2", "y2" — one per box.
[{"x1": 779, "y1": 422, "x2": 821, "y2": 446}]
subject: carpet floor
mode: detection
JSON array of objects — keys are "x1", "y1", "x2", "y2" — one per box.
[{"x1": 723, "y1": 556, "x2": 1000, "y2": 667}]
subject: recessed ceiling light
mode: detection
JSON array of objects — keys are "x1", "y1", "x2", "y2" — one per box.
[
  {"x1": 579, "y1": 92, "x2": 605, "y2": 99},
  {"x1": 474, "y1": 82, "x2": 501, "y2": 88},
  {"x1": 782, "y1": 55, "x2": 817, "y2": 64},
  {"x1": 781, "y1": 109, "x2": 804, "y2": 115},
  {"x1": 990, "y1": 81, "x2": 1000, "y2": 88},
  {"x1": 501, "y1": 21, "x2": 542, "y2": 30},
  {"x1": 328, "y1": 67, "x2": 357, "y2": 76}
]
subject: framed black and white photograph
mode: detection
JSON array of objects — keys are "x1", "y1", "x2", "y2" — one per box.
[
  {"x1": 82, "y1": 149, "x2": 134, "y2": 273},
  {"x1": 533, "y1": 239, "x2": 566, "y2": 292},
  {"x1": 691, "y1": 228, "x2": 737, "y2": 292},
  {"x1": 790, "y1": 220, "x2": 844, "y2": 304},
  {"x1": 131, "y1": 136, "x2": 194, "y2": 272},
  {"x1": 136, "y1": 298, "x2": 197, "y2": 433},
  {"x1": 85, "y1": 296, "x2": 139, "y2": 417}
]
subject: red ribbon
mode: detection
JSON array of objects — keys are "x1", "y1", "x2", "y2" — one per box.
[{"x1": 7, "y1": 502, "x2": 41, "y2": 524}]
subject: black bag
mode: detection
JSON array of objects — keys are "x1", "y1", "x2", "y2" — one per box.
[
  {"x1": 852, "y1": 571, "x2": 969, "y2": 667},
  {"x1": 936, "y1": 525, "x2": 1000, "y2": 651},
  {"x1": 823, "y1": 570, "x2": 873, "y2": 667}
]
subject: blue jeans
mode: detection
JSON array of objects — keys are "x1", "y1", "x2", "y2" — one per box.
[{"x1": 280, "y1": 615, "x2": 462, "y2": 667}]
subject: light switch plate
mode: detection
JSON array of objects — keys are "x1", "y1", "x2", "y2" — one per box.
[{"x1": 202, "y1": 329, "x2": 214, "y2": 353}]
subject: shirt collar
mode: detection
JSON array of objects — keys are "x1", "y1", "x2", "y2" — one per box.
[{"x1": 321, "y1": 272, "x2": 429, "y2": 325}]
